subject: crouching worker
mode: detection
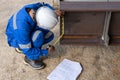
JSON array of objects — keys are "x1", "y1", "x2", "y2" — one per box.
[{"x1": 6, "y1": 2, "x2": 62, "y2": 70}]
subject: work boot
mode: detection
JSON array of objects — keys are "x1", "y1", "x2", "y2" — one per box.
[{"x1": 24, "y1": 56, "x2": 46, "y2": 70}]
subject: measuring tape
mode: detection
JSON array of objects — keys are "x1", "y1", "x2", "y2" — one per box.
[{"x1": 53, "y1": 17, "x2": 64, "y2": 46}]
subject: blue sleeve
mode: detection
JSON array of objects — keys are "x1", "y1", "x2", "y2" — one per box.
[
  {"x1": 25, "y1": 2, "x2": 55, "y2": 10},
  {"x1": 44, "y1": 3, "x2": 55, "y2": 10},
  {"x1": 15, "y1": 21, "x2": 48, "y2": 60},
  {"x1": 25, "y1": 2, "x2": 43, "y2": 10}
]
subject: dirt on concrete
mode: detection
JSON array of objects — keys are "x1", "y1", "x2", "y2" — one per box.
[{"x1": 0, "y1": 0, "x2": 120, "y2": 80}]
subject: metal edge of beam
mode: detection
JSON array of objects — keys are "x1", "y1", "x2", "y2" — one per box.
[{"x1": 60, "y1": 2, "x2": 120, "y2": 11}]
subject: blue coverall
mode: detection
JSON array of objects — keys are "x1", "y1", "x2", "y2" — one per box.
[{"x1": 6, "y1": 2, "x2": 55, "y2": 60}]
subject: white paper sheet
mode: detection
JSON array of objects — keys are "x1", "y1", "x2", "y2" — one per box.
[{"x1": 47, "y1": 59, "x2": 83, "y2": 80}]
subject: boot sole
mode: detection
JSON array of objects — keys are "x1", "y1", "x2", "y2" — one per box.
[
  {"x1": 15, "y1": 48, "x2": 22, "y2": 53},
  {"x1": 23, "y1": 59, "x2": 46, "y2": 70}
]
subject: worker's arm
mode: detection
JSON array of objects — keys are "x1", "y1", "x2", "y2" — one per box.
[
  {"x1": 44, "y1": 3, "x2": 64, "y2": 16},
  {"x1": 25, "y1": 2, "x2": 43, "y2": 10},
  {"x1": 25, "y1": 2, "x2": 63, "y2": 16},
  {"x1": 25, "y1": 2, "x2": 55, "y2": 10},
  {"x1": 44, "y1": 3, "x2": 55, "y2": 10}
]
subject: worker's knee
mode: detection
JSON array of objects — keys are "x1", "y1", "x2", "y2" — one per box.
[
  {"x1": 32, "y1": 30, "x2": 44, "y2": 47},
  {"x1": 45, "y1": 31, "x2": 54, "y2": 40},
  {"x1": 44, "y1": 31, "x2": 54, "y2": 44}
]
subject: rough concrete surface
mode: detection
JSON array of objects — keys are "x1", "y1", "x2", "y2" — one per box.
[{"x1": 0, "y1": 0, "x2": 120, "y2": 80}]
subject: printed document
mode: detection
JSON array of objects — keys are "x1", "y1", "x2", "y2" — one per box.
[{"x1": 47, "y1": 59, "x2": 83, "y2": 80}]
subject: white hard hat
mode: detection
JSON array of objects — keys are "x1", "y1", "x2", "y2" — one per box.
[{"x1": 36, "y1": 6, "x2": 58, "y2": 30}]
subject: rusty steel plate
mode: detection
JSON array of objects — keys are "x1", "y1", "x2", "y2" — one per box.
[
  {"x1": 109, "y1": 12, "x2": 120, "y2": 45},
  {"x1": 60, "y1": 12, "x2": 106, "y2": 45},
  {"x1": 63, "y1": 12, "x2": 105, "y2": 36},
  {"x1": 109, "y1": 12, "x2": 120, "y2": 36}
]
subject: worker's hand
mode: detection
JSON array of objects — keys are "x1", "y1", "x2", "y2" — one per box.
[
  {"x1": 55, "y1": 10, "x2": 64, "y2": 17},
  {"x1": 47, "y1": 45, "x2": 55, "y2": 54}
]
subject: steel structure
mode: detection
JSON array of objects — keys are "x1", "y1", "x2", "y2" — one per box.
[{"x1": 60, "y1": 0, "x2": 120, "y2": 46}]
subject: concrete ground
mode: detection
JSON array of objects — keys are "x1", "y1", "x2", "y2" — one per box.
[{"x1": 0, "y1": 0, "x2": 120, "y2": 80}]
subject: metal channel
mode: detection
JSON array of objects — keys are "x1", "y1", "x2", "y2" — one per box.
[{"x1": 60, "y1": 2, "x2": 120, "y2": 11}]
